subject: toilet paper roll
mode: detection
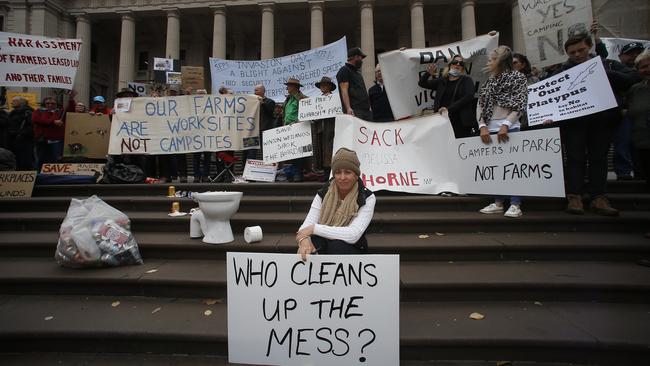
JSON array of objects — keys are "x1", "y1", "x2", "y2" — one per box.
[{"x1": 244, "y1": 226, "x2": 263, "y2": 243}]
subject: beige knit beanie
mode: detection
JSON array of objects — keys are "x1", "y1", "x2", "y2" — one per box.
[{"x1": 331, "y1": 147, "x2": 360, "y2": 176}]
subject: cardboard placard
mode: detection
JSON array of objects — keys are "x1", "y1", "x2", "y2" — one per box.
[
  {"x1": 181, "y1": 66, "x2": 205, "y2": 91},
  {"x1": 127, "y1": 81, "x2": 148, "y2": 97},
  {"x1": 0, "y1": 171, "x2": 36, "y2": 198},
  {"x1": 242, "y1": 159, "x2": 278, "y2": 182},
  {"x1": 63, "y1": 112, "x2": 111, "y2": 159},
  {"x1": 298, "y1": 92, "x2": 343, "y2": 121},
  {"x1": 262, "y1": 122, "x2": 313, "y2": 164},
  {"x1": 41, "y1": 163, "x2": 104, "y2": 181}
]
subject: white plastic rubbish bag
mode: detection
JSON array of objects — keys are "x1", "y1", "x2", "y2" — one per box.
[{"x1": 55, "y1": 195, "x2": 143, "y2": 268}]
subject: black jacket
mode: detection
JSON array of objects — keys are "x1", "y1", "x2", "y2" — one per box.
[
  {"x1": 368, "y1": 82, "x2": 394, "y2": 122},
  {"x1": 418, "y1": 73, "x2": 477, "y2": 128},
  {"x1": 2, "y1": 106, "x2": 34, "y2": 148}
]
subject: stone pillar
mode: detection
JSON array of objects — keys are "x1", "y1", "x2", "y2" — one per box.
[
  {"x1": 460, "y1": 0, "x2": 476, "y2": 40},
  {"x1": 360, "y1": 0, "x2": 375, "y2": 89},
  {"x1": 511, "y1": 0, "x2": 525, "y2": 52},
  {"x1": 165, "y1": 8, "x2": 180, "y2": 59},
  {"x1": 310, "y1": 1, "x2": 324, "y2": 49},
  {"x1": 9, "y1": 2, "x2": 28, "y2": 33},
  {"x1": 410, "y1": 0, "x2": 425, "y2": 48},
  {"x1": 260, "y1": 2, "x2": 275, "y2": 59},
  {"x1": 211, "y1": 5, "x2": 227, "y2": 58},
  {"x1": 118, "y1": 12, "x2": 135, "y2": 90},
  {"x1": 30, "y1": 3, "x2": 58, "y2": 36},
  {"x1": 74, "y1": 13, "x2": 92, "y2": 105}
]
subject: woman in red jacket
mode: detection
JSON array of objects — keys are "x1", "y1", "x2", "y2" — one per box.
[{"x1": 32, "y1": 97, "x2": 65, "y2": 170}]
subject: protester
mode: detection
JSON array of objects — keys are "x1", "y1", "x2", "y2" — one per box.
[
  {"x1": 368, "y1": 64, "x2": 394, "y2": 122},
  {"x1": 89, "y1": 96, "x2": 112, "y2": 115},
  {"x1": 296, "y1": 148, "x2": 375, "y2": 260},
  {"x1": 314, "y1": 76, "x2": 337, "y2": 178},
  {"x1": 554, "y1": 33, "x2": 639, "y2": 216},
  {"x1": 337, "y1": 47, "x2": 372, "y2": 120},
  {"x1": 282, "y1": 78, "x2": 308, "y2": 182},
  {"x1": 615, "y1": 42, "x2": 646, "y2": 180},
  {"x1": 627, "y1": 49, "x2": 650, "y2": 190},
  {"x1": 418, "y1": 55, "x2": 477, "y2": 138},
  {"x1": 512, "y1": 53, "x2": 539, "y2": 85},
  {"x1": 32, "y1": 97, "x2": 65, "y2": 170},
  {"x1": 2, "y1": 96, "x2": 34, "y2": 169},
  {"x1": 477, "y1": 46, "x2": 528, "y2": 218},
  {"x1": 243, "y1": 84, "x2": 275, "y2": 167}
]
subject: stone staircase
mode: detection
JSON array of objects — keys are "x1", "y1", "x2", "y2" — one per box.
[{"x1": 0, "y1": 181, "x2": 649, "y2": 365}]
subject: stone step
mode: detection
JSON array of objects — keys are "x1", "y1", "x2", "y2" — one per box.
[
  {"x1": 1, "y1": 210, "x2": 648, "y2": 233},
  {"x1": 1, "y1": 257, "x2": 648, "y2": 302},
  {"x1": 2, "y1": 232, "x2": 649, "y2": 262},
  {"x1": 2, "y1": 194, "x2": 649, "y2": 213},
  {"x1": 0, "y1": 295, "x2": 647, "y2": 364},
  {"x1": 29, "y1": 180, "x2": 648, "y2": 197}
]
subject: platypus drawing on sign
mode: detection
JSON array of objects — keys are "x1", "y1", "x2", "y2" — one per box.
[{"x1": 68, "y1": 143, "x2": 83, "y2": 154}]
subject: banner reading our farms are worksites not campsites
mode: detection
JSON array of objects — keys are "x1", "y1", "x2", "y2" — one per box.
[
  {"x1": 0, "y1": 32, "x2": 81, "y2": 89},
  {"x1": 108, "y1": 94, "x2": 260, "y2": 155},
  {"x1": 378, "y1": 33, "x2": 498, "y2": 120}
]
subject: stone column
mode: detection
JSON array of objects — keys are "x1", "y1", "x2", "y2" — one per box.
[
  {"x1": 460, "y1": 0, "x2": 476, "y2": 40},
  {"x1": 74, "y1": 13, "x2": 92, "y2": 105},
  {"x1": 360, "y1": 0, "x2": 375, "y2": 89},
  {"x1": 211, "y1": 5, "x2": 227, "y2": 58},
  {"x1": 118, "y1": 11, "x2": 135, "y2": 90},
  {"x1": 410, "y1": 0, "x2": 425, "y2": 48},
  {"x1": 8, "y1": 2, "x2": 28, "y2": 33},
  {"x1": 165, "y1": 8, "x2": 180, "y2": 59},
  {"x1": 309, "y1": 1, "x2": 324, "y2": 49},
  {"x1": 511, "y1": 0, "x2": 525, "y2": 53},
  {"x1": 260, "y1": 2, "x2": 275, "y2": 59}
]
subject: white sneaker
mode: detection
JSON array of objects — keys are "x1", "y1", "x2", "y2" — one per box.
[
  {"x1": 504, "y1": 204, "x2": 522, "y2": 218},
  {"x1": 479, "y1": 203, "x2": 504, "y2": 214}
]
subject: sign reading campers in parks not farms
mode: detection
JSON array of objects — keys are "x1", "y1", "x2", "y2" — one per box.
[
  {"x1": 0, "y1": 32, "x2": 82, "y2": 89},
  {"x1": 227, "y1": 252, "x2": 400, "y2": 366}
]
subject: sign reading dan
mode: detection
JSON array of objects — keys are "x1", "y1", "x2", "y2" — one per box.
[{"x1": 109, "y1": 95, "x2": 260, "y2": 155}]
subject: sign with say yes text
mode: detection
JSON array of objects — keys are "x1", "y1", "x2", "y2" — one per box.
[{"x1": 227, "y1": 252, "x2": 400, "y2": 366}]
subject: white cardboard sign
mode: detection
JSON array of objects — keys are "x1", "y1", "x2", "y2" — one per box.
[
  {"x1": 127, "y1": 82, "x2": 148, "y2": 97},
  {"x1": 519, "y1": 0, "x2": 592, "y2": 68},
  {"x1": 243, "y1": 159, "x2": 278, "y2": 182},
  {"x1": 298, "y1": 92, "x2": 343, "y2": 121},
  {"x1": 333, "y1": 114, "x2": 565, "y2": 197},
  {"x1": 527, "y1": 57, "x2": 618, "y2": 126},
  {"x1": 0, "y1": 31, "x2": 81, "y2": 89},
  {"x1": 378, "y1": 33, "x2": 499, "y2": 120},
  {"x1": 227, "y1": 252, "x2": 400, "y2": 366},
  {"x1": 262, "y1": 121, "x2": 313, "y2": 163}
]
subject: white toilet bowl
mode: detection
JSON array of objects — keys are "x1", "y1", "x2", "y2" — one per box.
[{"x1": 190, "y1": 191, "x2": 243, "y2": 244}]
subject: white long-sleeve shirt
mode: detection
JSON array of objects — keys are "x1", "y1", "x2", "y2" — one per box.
[{"x1": 299, "y1": 193, "x2": 376, "y2": 244}]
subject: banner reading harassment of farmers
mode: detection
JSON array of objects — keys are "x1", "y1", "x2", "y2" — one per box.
[
  {"x1": 526, "y1": 56, "x2": 617, "y2": 126},
  {"x1": 227, "y1": 252, "x2": 400, "y2": 366},
  {"x1": 378, "y1": 33, "x2": 498, "y2": 120},
  {"x1": 333, "y1": 114, "x2": 566, "y2": 197},
  {"x1": 298, "y1": 92, "x2": 343, "y2": 121},
  {"x1": 0, "y1": 32, "x2": 82, "y2": 89},
  {"x1": 518, "y1": 0, "x2": 592, "y2": 68},
  {"x1": 210, "y1": 37, "x2": 347, "y2": 102},
  {"x1": 601, "y1": 37, "x2": 650, "y2": 62},
  {"x1": 108, "y1": 94, "x2": 260, "y2": 155}
]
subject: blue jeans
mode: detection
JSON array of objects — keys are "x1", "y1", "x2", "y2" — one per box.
[
  {"x1": 35, "y1": 140, "x2": 63, "y2": 171},
  {"x1": 613, "y1": 116, "x2": 633, "y2": 177},
  {"x1": 193, "y1": 152, "x2": 212, "y2": 177},
  {"x1": 492, "y1": 125, "x2": 521, "y2": 206}
]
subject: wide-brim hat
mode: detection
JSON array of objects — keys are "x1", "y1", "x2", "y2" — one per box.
[
  {"x1": 315, "y1": 76, "x2": 336, "y2": 91},
  {"x1": 284, "y1": 78, "x2": 303, "y2": 87},
  {"x1": 116, "y1": 88, "x2": 138, "y2": 98}
]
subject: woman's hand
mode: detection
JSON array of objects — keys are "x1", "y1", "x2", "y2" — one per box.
[
  {"x1": 297, "y1": 237, "x2": 316, "y2": 261},
  {"x1": 497, "y1": 125, "x2": 509, "y2": 143},
  {"x1": 438, "y1": 107, "x2": 448, "y2": 115},
  {"x1": 296, "y1": 225, "x2": 314, "y2": 243},
  {"x1": 479, "y1": 126, "x2": 491, "y2": 145}
]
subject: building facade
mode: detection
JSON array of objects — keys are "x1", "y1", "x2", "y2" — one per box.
[{"x1": 0, "y1": 0, "x2": 648, "y2": 105}]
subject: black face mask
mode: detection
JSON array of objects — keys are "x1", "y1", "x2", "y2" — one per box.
[{"x1": 355, "y1": 59, "x2": 363, "y2": 68}]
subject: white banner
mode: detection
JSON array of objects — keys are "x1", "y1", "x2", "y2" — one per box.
[
  {"x1": 262, "y1": 121, "x2": 313, "y2": 163},
  {"x1": 298, "y1": 92, "x2": 343, "y2": 121},
  {"x1": 519, "y1": 0, "x2": 592, "y2": 68},
  {"x1": 243, "y1": 159, "x2": 278, "y2": 182},
  {"x1": 108, "y1": 94, "x2": 260, "y2": 155},
  {"x1": 227, "y1": 252, "x2": 400, "y2": 366},
  {"x1": 378, "y1": 33, "x2": 498, "y2": 120},
  {"x1": 210, "y1": 38, "x2": 347, "y2": 102},
  {"x1": 0, "y1": 31, "x2": 81, "y2": 89},
  {"x1": 527, "y1": 57, "x2": 617, "y2": 126},
  {"x1": 601, "y1": 37, "x2": 650, "y2": 62},
  {"x1": 333, "y1": 114, "x2": 565, "y2": 197}
]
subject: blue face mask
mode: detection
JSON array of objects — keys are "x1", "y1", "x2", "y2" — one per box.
[{"x1": 448, "y1": 68, "x2": 461, "y2": 77}]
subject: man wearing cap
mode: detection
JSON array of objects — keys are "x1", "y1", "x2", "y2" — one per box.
[
  {"x1": 89, "y1": 96, "x2": 112, "y2": 115},
  {"x1": 336, "y1": 47, "x2": 372, "y2": 121},
  {"x1": 282, "y1": 78, "x2": 308, "y2": 181},
  {"x1": 619, "y1": 42, "x2": 645, "y2": 68}
]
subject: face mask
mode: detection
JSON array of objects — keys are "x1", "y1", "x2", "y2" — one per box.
[
  {"x1": 448, "y1": 68, "x2": 461, "y2": 77},
  {"x1": 356, "y1": 59, "x2": 363, "y2": 68}
]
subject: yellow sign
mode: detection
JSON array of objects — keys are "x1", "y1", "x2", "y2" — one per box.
[{"x1": 6, "y1": 92, "x2": 38, "y2": 109}]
